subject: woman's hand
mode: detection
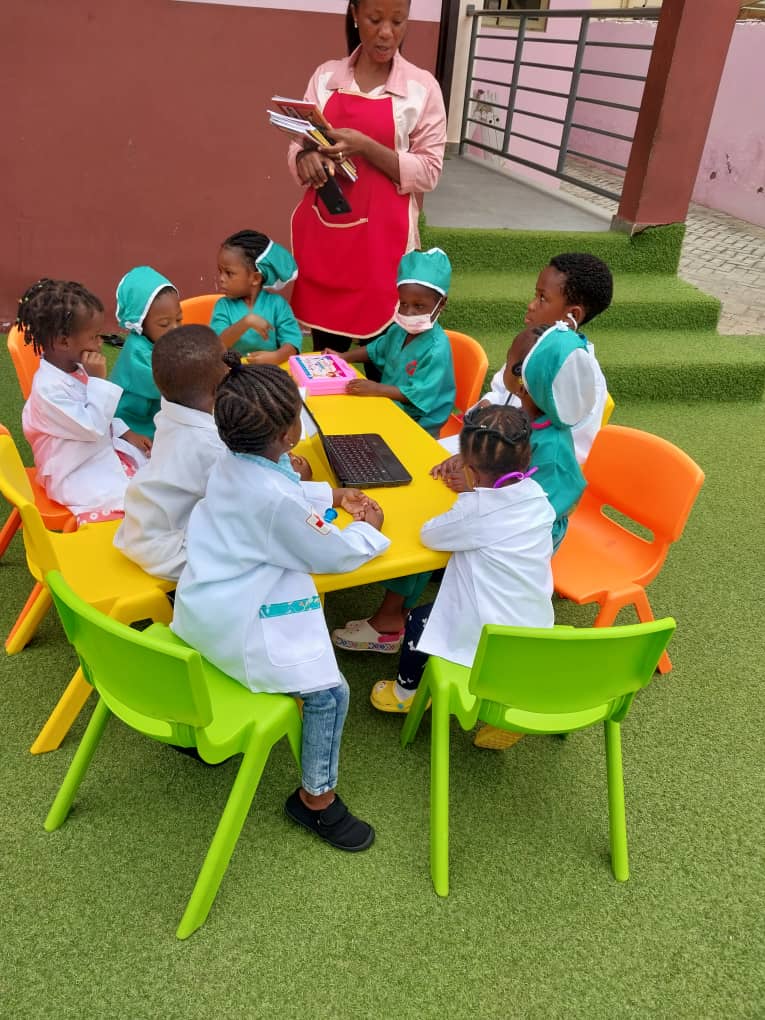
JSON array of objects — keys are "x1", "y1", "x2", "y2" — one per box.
[
  {"x1": 322, "y1": 128, "x2": 370, "y2": 163},
  {"x1": 123, "y1": 430, "x2": 153, "y2": 456},
  {"x1": 296, "y1": 148, "x2": 333, "y2": 188}
]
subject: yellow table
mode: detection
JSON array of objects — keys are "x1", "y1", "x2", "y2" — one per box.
[{"x1": 295, "y1": 395, "x2": 457, "y2": 594}]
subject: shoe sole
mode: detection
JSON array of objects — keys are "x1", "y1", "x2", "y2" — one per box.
[
  {"x1": 284, "y1": 806, "x2": 376, "y2": 852},
  {"x1": 332, "y1": 638, "x2": 402, "y2": 654}
]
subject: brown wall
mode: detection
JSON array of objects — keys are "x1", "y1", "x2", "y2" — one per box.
[{"x1": 0, "y1": 0, "x2": 439, "y2": 326}]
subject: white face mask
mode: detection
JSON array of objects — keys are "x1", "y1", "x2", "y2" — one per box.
[{"x1": 393, "y1": 300, "x2": 443, "y2": 335}]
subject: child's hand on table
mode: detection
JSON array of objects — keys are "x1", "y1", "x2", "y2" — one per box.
[
  {"x1": 123, "y1": 430, "x2": 153, "y2": 456},
  {"x1": 357, "y1": 496, "x2": 384, "y2": 530},
  {"x1": 244, "y1": 313, "x2": 272, "y2": 340},
  {"x1": 289, "y1": 453, "x2": 313, "y2": 480},
  {"x1": 322, "y1": 348, "x2": 348, "y2": 361},
  {"x1": 81, "y1": 350, "x2": 107, "y2": 379},
  {"x1": 334, "y1": 488, "x2": 369, "y2": 517},
  {"x1": 430, "y1": 454, "x2": 473, "y2": 492},
  {"x1": 345, "y1": 379, "x2": 380, "y2": 396}
]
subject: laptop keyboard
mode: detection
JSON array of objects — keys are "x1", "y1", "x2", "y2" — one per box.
[{"x1": 325, "y1": 435, "x2": 394, "y2": 481}]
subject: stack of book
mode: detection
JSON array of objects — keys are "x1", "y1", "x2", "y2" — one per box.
[{"x1": 268, "y1": 96, "x2": 358, "y2": 182}]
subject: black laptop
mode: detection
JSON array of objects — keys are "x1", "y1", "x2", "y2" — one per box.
[{"x1": 300, "y1": 400, "x2": 412, "y2": 489}]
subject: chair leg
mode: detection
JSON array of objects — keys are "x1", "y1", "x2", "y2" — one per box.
[
  {"x1": 604, "y1": 720, "x2": 629, "y2": 882},
  {"x1": 430, "y1": 679, "x2": 451, "y2": 898},
  {"x1": 176, "y1": 738, "x2": 271, "y2": 940},
  {"x1": 400, "y1": 672, "x2": 433, "y2": 749},
  {"x1": 30, "y1": 668, "x2": 94, "y2": 755},
  {"x1": 633, "y1": 590, "x2": 672, "y2": 674},
  {"x1": 5, "y1": 583, "x2": 51, "y2": 654},
  {"x1": 44, "y1": 697, "x2": 111, "y2": 832},
  {"x1": 0, "y1": 506, "x2": 21, "y2": 558}
]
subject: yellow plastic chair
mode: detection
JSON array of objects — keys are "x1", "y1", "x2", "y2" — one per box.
[
  {"x1": 180, "y1": 294, "x2": 218, "y2": 326},
  {"x1": 602, "y1": 392, "x2": 615, "y2": 427},
  {"x1": 440, "y1": 331, "x2": 489, "y2": 439},
  {"x1": 7, "y1": 325, "x2": 41, "y2": 400},
  {"x1": 43, "y1": 570, "x2": 302, "y2": 940},
  {"x1": 0, "y1": 432, "x2": 174, "y2": 752}
]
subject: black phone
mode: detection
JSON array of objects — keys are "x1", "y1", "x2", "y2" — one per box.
[{"x1": 317, "y1": 174, "x2": 352, "y2": 216}]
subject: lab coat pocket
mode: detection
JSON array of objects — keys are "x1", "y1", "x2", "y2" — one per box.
[{"x1": 260, "y1": 596, "x2": 327, "y2": 668}]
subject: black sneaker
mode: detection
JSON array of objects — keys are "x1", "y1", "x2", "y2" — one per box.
[{"x1": 285, "y1": 789, "x2": 375, "y2": 852}]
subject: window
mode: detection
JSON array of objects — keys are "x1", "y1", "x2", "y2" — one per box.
[{"x1": 481, "y1": 1, "x2": 550, "y2": 33}]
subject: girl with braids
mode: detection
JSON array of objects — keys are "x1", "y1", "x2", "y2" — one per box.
[
  {"x1": 211, "y1": 229, "x2": 303, "y2": 363},
  {"x1": 18, "y1": 278, "x2": 151, "y2": 524},
  {"x1": 370, "y1": 405, "x2": 555, "y2": 736},
  {"x1": 172, "y1": 356, "x2": 389, "y2": 851},
  {"x1": 288, "y1": 0, "x2": 446, "y2": 354}
]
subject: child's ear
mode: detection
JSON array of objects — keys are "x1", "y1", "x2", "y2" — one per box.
[{"x1": 565, "y1": 305, "x2": 584, "y2": 329}]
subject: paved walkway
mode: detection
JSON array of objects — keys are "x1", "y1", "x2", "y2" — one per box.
[{"x1": 560, "y1": 159, "x2": 765, "y2": 336}]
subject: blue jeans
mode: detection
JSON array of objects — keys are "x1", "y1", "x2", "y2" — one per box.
[{"x1": 299, "y1": 677, "x2": 350, "y2": 795}]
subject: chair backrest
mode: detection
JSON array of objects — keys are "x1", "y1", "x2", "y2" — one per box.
[
  {"x1": 47, "y1": 570, "x2": 214, "y2": 729},
  {"x1": 0, "y1": 431, "x2": 60, "y2": 572},
  {"x1": 445, "y1": 330, "x2": 489, "y2": 416},
  {"x1": 581, "y1": 425, "x2": 705, "y2": 544},
  {"x1": 470, "y1": 620, "x2": 675, "y2": 718},
  {"x1": 180, "y1": 294, "x2": 218, "y2": 326},
  {"x1": 7, "y1": 325, "x2": 41, "y2": 400}
]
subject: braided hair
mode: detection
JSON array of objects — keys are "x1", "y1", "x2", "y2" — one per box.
[
  {"x1": 220, "y1": 230, "x2": 270, "y2": 274},
  {"x1": 549, "y1": 253, "x2": 613, "y2": 326},
  {"x1": 460, "y1": 405, "x2": 532, "y2": 482},
  {"x1": 16, "y1": 278, "x2": 103, "y2": 356},
  {"x1": 214, "y1": 352, "x2": 301, "y2": 455}
]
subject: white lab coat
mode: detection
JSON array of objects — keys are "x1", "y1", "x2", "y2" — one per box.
[
  {"x1": 21, "y1": 359, "x2": 147, "y2": 516},
  {"x1": 172, "y1": 451, "x2": 390, "y2": 694},
  {"x1": 416, "y1": 478, "x2": 555, "y2": 668},
  {"x1": 114, "y1": 399, "x2": 226, "y2": 580}
]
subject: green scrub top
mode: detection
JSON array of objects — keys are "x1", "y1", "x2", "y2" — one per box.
[
  {"x1": 530, "y1": 418, "x2": 585, "y2": 550},
  {"x1": 210, "y1": 291, "x2": 303, "y2": 356},
  {"x1": 110, "y1": 332, "x2": 160, "y2": 438},
  {"x1": 366, "y1": 321, "x2": 456, "y2": 435}
]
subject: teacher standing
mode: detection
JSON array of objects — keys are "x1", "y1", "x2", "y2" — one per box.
[{"x1": 289, "y1": 0, "x2": 447, "y2": 353}]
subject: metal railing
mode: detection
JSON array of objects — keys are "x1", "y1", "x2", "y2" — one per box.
[{"x1": 459, "y1": 5, "x2": 661, "y2": 202}]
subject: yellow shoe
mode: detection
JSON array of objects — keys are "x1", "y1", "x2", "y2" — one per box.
[
  {"x1": 370, "y1": 680, "x2": 415, "y2": 714},
  {"x1": 473, "y1": 726, "x2": 524, "y2": 750}
]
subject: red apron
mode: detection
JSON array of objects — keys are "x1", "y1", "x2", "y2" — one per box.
[{"x1": 290, "y1": 89, "x2": 411, "y2": 339}]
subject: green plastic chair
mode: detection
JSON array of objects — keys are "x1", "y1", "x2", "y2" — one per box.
[
  {"x1": 400, "y1": 619, "x2": 676, "y2": 897},
  {"x1": 43, "y1": 571, "x2": 302, "y2": 940}
]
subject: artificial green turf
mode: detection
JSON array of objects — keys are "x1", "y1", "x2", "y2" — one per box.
[
  {"x1": 420, "y1": 221, "x2": 686, "y2": 275},
  {"x1": 443, "y1": 271, "x2": 722, "y2": 334},
  {"x1": 471, "y1": 329, "x2": 765, "y2": 403},
  {"x1": 1, "y1": 342, "x2": 763, "y2": 1017}
]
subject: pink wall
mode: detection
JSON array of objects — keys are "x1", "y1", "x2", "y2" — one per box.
[
  {"x1": 567, "y1": 18, "x2": 765, "y2": 228},
  {"x1": 692, "y1": 21, "x2": 765, "y2": 227}
]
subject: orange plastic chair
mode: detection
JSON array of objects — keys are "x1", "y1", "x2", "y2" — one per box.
[
  {"x1": 440, "y1": 330, "x2": 489, "y2": 439},
  {"x1": 180, "y1": 294, "x2": 218, "y2": 326},
  {"x1": 552, "y1": 425, "x2": 704, "y2": 674},
  {"x1": 0, "y1": 431, "x2": 174, "y2": 752},
  {"x1": 7, "y1": 325, "x2": 41, "y2": 400}
]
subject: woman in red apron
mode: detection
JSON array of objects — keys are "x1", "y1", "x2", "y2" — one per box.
[{"x1": 289, "y1": 0, "x2": 447, "y2": 356}]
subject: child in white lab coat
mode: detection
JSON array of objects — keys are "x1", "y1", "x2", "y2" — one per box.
[
  {"x1": 114, "y1": 325, "x2": 229, "y2": 580},
  {"x1": 18, "y1": 278, "x2": 151, "y2": 524},
  {"x1": 172, "y1": 358, "x2": 390, "y2": 851},
  {"x1": 371, "y1": 405, "x2": 555, "y2": 738}
]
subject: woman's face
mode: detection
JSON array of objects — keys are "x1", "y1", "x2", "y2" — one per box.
[{"x1": 356, "y1": 0, "x2": 409, "y2": 64}]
